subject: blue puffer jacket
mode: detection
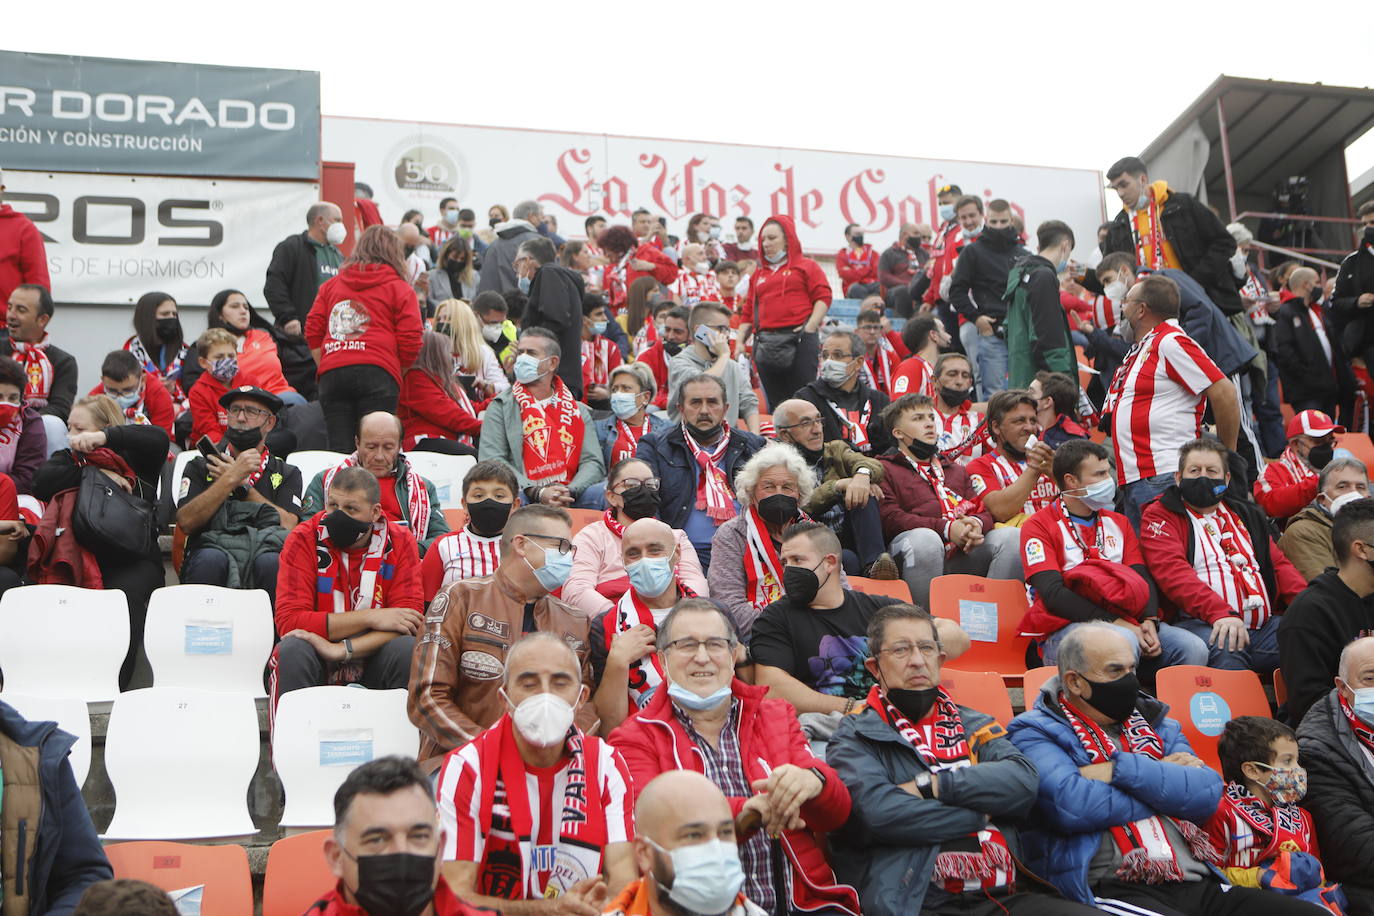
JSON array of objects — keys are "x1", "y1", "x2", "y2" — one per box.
[
  {"x1": 1005, "y1": 676, "x2": 1222, "y2": 904},
  {"x1": 1156, "y1": 267, "x2": 1258, "y2": 377},
  {"x1": 634, "y1": 425, "x2": 766, "y2": 530}
]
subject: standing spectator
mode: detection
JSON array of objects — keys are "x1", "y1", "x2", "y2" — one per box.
[
  {"x1": 1331, "y1": 200, "x2": 1374, "y2": 375},
  {"x1": 597, "y1": 224, "x2": 678, "y2": 313},
  {"x1": 723, "y1": 215, "x2": 756, "y2": 263},
  {"x1": 306, "y1": 225, "x2": 424, "y2": 452},
  {"x1": 426, "y1": 235, "x2": 478, "y2": 311},
  {"x1": 836, "y1": 223, "x2": 880, "y2": 298},
  {"x1": 964, "y1": 389, "x2": 1057, "y2": 526},
  {"x1": 206, "y1": 289, "x2": 309, "y2": 405},
  {"x1": 666, "y1": 302, "x2": 760, "y2": 432},
  {"x1": 398, "y1": 223, "x2": 430, "y2": 297},
  {"x1": 877, "y1": 223, "x2": 919, "y2": 318},
  {"x1": 580, "y1": 296, "x2": 622, "y2": 408},
  {"x1": 684, "y1": 212, "x2": 726, "y2": 261},
  {"x1": 1103, "y1": 274, "x2": 1240, "y2": 525},
  {"x1": 517, "y1": 236, "x2": 586, "y2": 398},
  {"x1": 1280, "y1": 499, "x2": 1374, "y2": 724},
  {"x1": 854, "y1": 303, "x2": 909, "y2": 397},
  {"x1": 924, "y1": 197, "x2": 984, "y2": 355},
  {"x1": 0, "y1": 169, "x2": 51, "y2": 316},
  {"x1": 124, "y1": 291, "x2": 189, "y2": 418},
  {"x1": 427, "y1": 197, "x2": 460, "y2": 246},
  {"x1": 1005, "y1": 221, "x2": 1078, "y2": 389},
  {"x1": 473, "y1": 290, "x2": 516, "y2": 366},
  {"x1": 890, "y1": 313, "x2": 949, "y2": 398},
  {"x1": 1272, "y1": 267, "x2": 1353, "y2": 422},
  {"x1": 90, "y1": 351, "x2": 175, "y2": 436},
  {"x1": 1278, "y1": 457, "x2": 1369, "y2": 582},
  {"x1": 399, "y1": 331, "x2": 481, "y2": 455},
  {"x1": 0, "y1": 355, "x2": 48, "y2": 494},
  {"x1": 475, "y1": 200, "x2": 544, "y2": 295},
  {"x1": 950, "y1": 199, "x2": 1027, "y2": 397},
  {"x1": 4, "y1": 283, "x2": 76, "y2": 453},
  {"x1": 1140, "y1": 438, "x2": 1307, "y2": 674},
  {"x1": 791, "y1": 328, "x2": 893, "y2": 455},
  {"x1": 1255, "y1": 410, "x2": 1341, "y2": 523},
  {"x1": 264, "y1": 201, "x2": 344, "y2": 343},
  {"x1": 420, "y1": 460, "x2": 517, "y2": 598},
  {"x1": 0, "y1": 699, "x2": 112, "y2": 914},
  {"x1": 715, "y1": 261, "x2": 745, "y2": 325},
  {"x1": 749, "y1": 215, "x2": 832, "y2": 411}
]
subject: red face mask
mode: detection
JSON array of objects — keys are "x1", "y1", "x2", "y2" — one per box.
[{"x1": 0, "y1": 403, "x2": 20, "y2": 427}]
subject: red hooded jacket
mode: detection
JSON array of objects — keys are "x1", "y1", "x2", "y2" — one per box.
[
  {"x1": 0, "y1": 204, "x2": 51, "y2": 320},
  {"x1": 747, "y1": 215, "x2": 833, "y2": 330},
  {"x1": 608, "y1": 680, "x2": 859, "y2": 916},
  {"x1": 305, "y1": 263, "x2": 424, "y2": 384}
]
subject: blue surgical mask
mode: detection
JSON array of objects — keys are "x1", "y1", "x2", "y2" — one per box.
[
  {"x1": 1056, "y1": 257, "x2": 1069, "y2": 273},
  {"x1": 609, "y1": 391, "x2": 641, "y2": 420},
  {"x1": 517, "y1": 275, "x2": 531, "y2": 294},
  {"x1": 626, "y1": 556, "x2": 674, "y2": 598},
  {"x1": 525, "y1": 540, "x2": 572, "y2": 591},
  {"x1": 111, "y1": 390, "x2": 140, "y2": 409},
  {"x1": 765, "y1": 248, "x2": 786, "y2": 265},
  {"x1": 647, "y1": 837, "x2": 744, "y2": 915},
  {"x1": 1068, "y1": 478, "x2": 1117, "y2": 512},
  {"x1": 513, "y1": 353, "x2": 544, "y2": 384},
  {"x1": 938, "y1": 203, "x2": 956, "y2": 223},
  {"x1": 591, "y1": 320, "x2": 608, "y2": 336},
  {"x1": 1352, "y1": 687, "x2": 1374, "y2": 727},
  {"x1": 668, "y1": 678, "x2": 732, "y2": 712}
]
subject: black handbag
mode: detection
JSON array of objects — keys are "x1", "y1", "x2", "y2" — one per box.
[
  {"x1": 754, "y1": 328, "x2": 802, "y2": 372},
  {"x1": 71, "y1": 465, "x2": 157, "y2": 560}
]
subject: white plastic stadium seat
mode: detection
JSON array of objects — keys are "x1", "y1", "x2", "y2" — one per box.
[
  {"x1": 164, "y1": 448, "x2": 198, "y2": 505},
  {"x1": 144, "y1": 585, "x2": 274, "y2": 697},
  {"x1": 0, "y1": 585, "x2": 129, "y2": 702},
  {"x1": 0, "y1": 693, "x2": 93, "y2": 787},
  {"x1": 402, "y1": 452, "x2": 476, "y2": 511},
  {"x1": 102, "y1": 687, "x2": 260, "y2": 840},
  {"x1": 289, "y1": 450, "x2": 349, "y2": 491},
  {"x1": 274, "y1": 687, "x2": 418, "y2": 828}
]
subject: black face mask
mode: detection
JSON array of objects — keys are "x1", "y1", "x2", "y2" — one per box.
[
  {"x1": 619, "y1": 484, "x2": 661, "y2": 520},
  {"x1": 906, "y1": 237, "x2": 924, "y2": 252},
  {"x1": 685, "y1": 422, "x2": 723, "y2": 444},
  {"x1": 351, "y1": 851, "x2": 436, "y2": 916},
  {"x1": 155, "y1": 316, "x2": 181, "y2": 341},
  {"x1": 1364, "y1": 225, "x2": 1374, "y2": 245},
  {"x1": 489, "y1": 216, "x2": 501, "y2": 228},
  {"x1": 466, "y1": 498, "x2": 512, "y2": 536},
  {"x1": 985, "y1": 225, "x2": 1018, "y2": 245},
  {"x1": 851, "y1": 233, "x2": 865, "y2": 247},
  {"x1": 886, "y1": 685, "x2": 939, "y2": 723},
  {"x1": 1001, "y1": 438, "x2": 1027, "y2": 462},
  {"x1": 1178, "y1": 475, "x2": 1227, "y2": 509},
  {"x1": 940, "y1": 386, "x2": 971, "y2": 408},
  {"x1": 906, "y1": 436, "x2": 939, "y2": 461},
  {"x1": 757, "y1": 493, "x2": 799, "y2": 527},
  {"x1": 223, "y1": 425, "x2": 263, "y2": 453},
  {"x1": 663, "y1": 341, "x2": 684, "y2": 357},
  {"x1": 1307, "y1": 442, "x2": 1335, "y2": 471},
  {"x1": 1075, "y1": 671, "x2": 1140, "y2": 724},
  {"x1": 1308, "y1": 286, "x2": 1323, "y2": 305},
  {"x1": 783, "y1": 558, "x2": 828, "y2": 605},
  {"x1": 324, "y1": 508, "x2": 373, "y2": 548}
]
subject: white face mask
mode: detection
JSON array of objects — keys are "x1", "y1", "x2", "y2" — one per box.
[
  {"x1": 1104, "y1": 280, "x2": 1128, "y2": 302},
  {"x1": 482, "y1": 323, "x2": 504, "y2": 343},
  {"x1": 1329, "y1": 490, "x2": 1365, "y2": 516},
  {"x1": 508, "y1": 690, "x2": 576, "y2": 747},
  {"x1": 325, "y1": 222, "x2": 347, "y2": 246}
]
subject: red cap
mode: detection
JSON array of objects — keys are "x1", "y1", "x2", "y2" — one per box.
[
  {"x1": 1062, "y1": 558, "x2": 1150, "y2": 622},
  {"x1": 1286, "y1": 409, "x2": 1344, "y2": 440}
]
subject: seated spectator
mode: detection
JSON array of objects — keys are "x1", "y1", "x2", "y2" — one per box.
[
  {"x1": 1273, "y1": 267, "x2": 1353, "y2": 423},
  {"x1": 793, "y1": 329, "x2": 893, "y2": 455},
  {"x1": 206, "y1": 289, "x2": 306, "y2": 405},
  {"x1": 855, "y1": 306, "x2": 909, "y2": 397},
  {"x1": 436, "y1": 632, "x2": 635, "y2": 907},
  {"x1": 608, "y1": 600, "x2": 858, "y2": 916},
  {"x1": 581, "y1": 295, "x2": 622, "y2": 409},
  {"x1": 1028, "y1": 370, "x2": 1088, "y2": 449},
  {"x1": 623, "y1": 276, "x2": 664, "y2": 355},
  {"x1": 399, "y1": 330, "x2": 481, "y2": 456},
  {"x1": 176, "y1": 386, "x2": 300, "y2": 597},
  {"x1": 3, "y1": 283, "x2": 76, "y2": 454},
  {"x1": 965, "y1": 389, "x2": 1057, "y2": 526},
  {"x1": 420, "y1": 460, "x2": 516, "y2": 599},
  {"x1": 472, "y1": 290, "x2": 516, "y2": 367},
  {"x1": 595, "y1": 364, "x2": 670, "y2": 472},
  {"x1": 187, "y1": 328, "x2": 241, "y2": 446},
  {"x1": 1020, "y1": 440, "x2": 1207, "y2": 671},
  {"x1": 636, "y1": 373, "x2": 766, "y2": 572},
  {"x1": 31, "y1": 397, "x2": 168, "y2": 687},
  {"x1": 303, "y1": 412, "x2": 449, "y2": 555},
  {"x1": 91, "y1": 350, "x2": 175, "y2": 436},
  {"x1": 444, "y1": 298, "x2": 508, "y2": 398},
  {"x1": 0, "y1": 699, "x2": 112, "y2": 913},
  {"x1": 878, "y1": 394, "x2": 1020, "y2": 608},
  {"x1": 409, "y1": 506, "x2": 594, "y2": 772},
  {"x1": 635, "y1": 304, "x2": 688, "y2": 411},
  {"x1": 0, "y1": 471, "x2": 29, "y2": 595},
  {"x1": 319, "y1": 755, "x2": 492, "y2": 916},
  {"x1": 1009, "y1": 623, "x2": 1311, "y2": 915},
  {"x1": 671, "y1": 243, "x2": 721, "y2": 305},
  {"x1": 1205, "y1": 717, "x2": 1343, "y2": 911},
  {"x1": 1256, "y1": 410, "x2": 1341, "y2": 523},
  {"x1": 590, "y1": 519, "x2": 704, "y2": 731},
  {"x1": 929, "y1": 353, "x2": 985, "y2": 458},
  {"x1": 1141, "y1": 438, "x2": 1306, "y2": 673},
  {"x1": 828, "y1": 603, "x2": 1095, "y2": 916},
  {"x1": 124, "y1": 291, "x2": 190, "y2": 419},
  {"x1": 478, "y1": 328, "x2": 605, "y2": 509},
  {"x1": 272, "y1": 466, "x2": 421, "y2": 706},
  {"x1": 0, "y1": 355, "x2": 47, "y2": 493},
  {"x1": 74, "y1": 879, "x2": 176, "y2": 916},
  {"x1": 564, "y1": 457, "x2": 706, "y2": 618},
  {"x1": 837, "y1": 223, "x2": 880, "y2": 299},
  {"x1": 890, "y1": 313, "x2": 948, "y2": 398},
  {"x1": 1279, "y1": 456, "x2": 1369, "y2": 581},
  {"x1": 1281, "y1": 498, "x2": 1374, "y2": 724},
  {"x1": 667, "y1": 302, "x2": 760, "y2": 433},
  {"x1": 773, "y1": 397, "x2": 897, "y2": 579}
]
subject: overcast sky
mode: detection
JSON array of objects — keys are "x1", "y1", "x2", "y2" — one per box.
[{"x1": 9, "y1": 0, "x2": 1374, "y2": 185}]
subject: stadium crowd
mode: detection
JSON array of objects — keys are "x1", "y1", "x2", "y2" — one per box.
[{"x1": 6, "y1": 153, "x2": 1374, "y2": 915}]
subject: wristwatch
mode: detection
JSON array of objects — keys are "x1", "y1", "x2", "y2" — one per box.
[
  {"x1": 808, "y1": 766, "x2": 828, "y2": 789},
  {"x1": 343, "y1": 638, "x2": 354, "y2": 663},
  {"x1": 855, "y1": 467, "x2": 873, "y2": 477},
  {"x1": 913, "y1": 772, "x2": 936, "y2": 800}
]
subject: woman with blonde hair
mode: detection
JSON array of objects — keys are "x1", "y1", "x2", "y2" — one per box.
[{"x1": 442, "y1": 299, "x2": 508, "y2": 399}]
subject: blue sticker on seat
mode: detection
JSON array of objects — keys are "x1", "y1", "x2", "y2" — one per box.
[
  {"x1": 184, "y1": 623, "x2": 232, "y2": 655},
  {"x1": 319, "y1": 738, "x2": 374, "y2": 767},
  {"x1": 1190, "y1": 691, "x2": 1231, "y2": 737},
  {"x1": 958, "y1": 600, "x2": 998, "y2": 643}
]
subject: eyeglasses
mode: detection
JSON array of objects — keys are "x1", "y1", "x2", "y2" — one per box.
[
  {"x1": 857, "y1": 324, "x2": 883, "y2": 332},
  {"x1": 875, "y1": 642, "x2": 941, "y2": 661},
  {"x1": 524, "y1": 533, "x2": 576, "y2": 556},
  {"x1": 776, "y1": 416, "x2": 823, "y2": 431},
  {"x1": 613, "y1": 477, "x2": 660, "y2": 493},
  {"x1": 665, "y1": 637, "x2": 735, "y2": 657},
  {"x1": 226, "y1": 405, "x2": 269, "y2": 419}
]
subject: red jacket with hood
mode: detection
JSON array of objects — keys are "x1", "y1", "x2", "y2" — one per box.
[
  {"x1": 305, "y1": 263, "x2": 424, "y2": 384},
  {"x1": 0, "y1": 204, "x2": 51, "y2": 320},
  {"x1": 876, "y1": 452, "x2": 993, "y2": 542},
  {"x1": 607, "y1": 679, "x2": 859, "y2": 916},
  {"x1": 747, "y1": 215, "x2": 833, "y2": 330}
]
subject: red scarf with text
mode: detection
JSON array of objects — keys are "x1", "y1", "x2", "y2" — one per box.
[
  {"x1": 1339, "y1": 690, "x2": 1374, "y2": 756},
  {"x1": 1218, "y1": 782, "x2": 1310, "y2": 866},
  {"x1": 324, "y1": 454, "x2": 431, "y2": 538},
  {"x1": 11, "y1": 336, "x2": 53, "y2": 406},
  {"x1": 315, "y1": 515, "x2": 390, "y2": 684},
  {"x1": 682, "y1": 424, "x2": 735, "y2": 523},
  {"x1": 610, "y1": 417, "x2": 651, "y2": 466},
  {"x1": 514, "y1": 378, "x2": 585, "y2": 484}
]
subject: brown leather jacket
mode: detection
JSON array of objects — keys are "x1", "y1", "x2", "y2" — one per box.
[{"x1": 408, "y1": 567, "x2": 595, "y2": 771}]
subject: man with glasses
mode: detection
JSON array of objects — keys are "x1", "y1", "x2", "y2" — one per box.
[
  {"x1": 409, "y1": 505, "x2": 595, "y2": 774},
  {"x1": 854, "y1": 302, "x2": 910, "y2": 397},
  {"x1": 177, "y1": 385, "x2": 301, "y2": 599},
  {"x1": 607, "y1": 599, "x2": 861, "y2": 916},
  {"x1": 792, "y1": 329, "x2": 893, "y2": 455},
  {"x1": 666, "y1": 301, "x2": 760, "y2": 433}
]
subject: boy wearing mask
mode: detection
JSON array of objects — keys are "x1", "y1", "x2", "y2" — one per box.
[
  {"x1": 188, "y1": 328, "x2": 240, "y2": 444},
  {"x1": 420, "y1": 460, "x2": 517, "y2": 600}
]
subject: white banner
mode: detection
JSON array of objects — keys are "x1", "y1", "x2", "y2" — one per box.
[
  {"x1": 325, "y1": 116, "x2": 1107, "y2": 258},
  {"x1": 4, "y1": 170, "x2": 319, "y2": 305}
]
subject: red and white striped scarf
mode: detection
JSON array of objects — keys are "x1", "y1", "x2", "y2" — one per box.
[
  {"x1": 826, "y1": 398, "x2": 872, "y2": 452},
  {"x1": 682, "y1": 425, "x2": 735, "y2": 523},
  {"x1": 324, "y1": 454, "x2": 431, "y2": 539},
  {"x1": 867, "y1": 337, "x2": 897, "y2": 395},
  {"x1": 581, "y1": 337, "x2": 616, "y2": 388},
  {"x1": 1185, "y1": 504, "x2": 1270, "y2": 629},
  {"x1": 316, "y1": 516, "x2": 390, "y2": 684},
  {"x1": 10, "y1": 336, "x2": 53, "y2": 406},
  {"x1": 605, "y1": 581, "x2": 695, "y2": 709},
  {"x1": 742, "y1": 505, "x2": 798, "y2": 612},
  {"x1": 868, "y1": 685, "x2": 1014, "y2": 892},
  {"x1": 904, "y1": 453, "x2": 972, "y2": 524},
  {"x1": 1060, "y1": 693, "x2": 1220, "y2": 883}
]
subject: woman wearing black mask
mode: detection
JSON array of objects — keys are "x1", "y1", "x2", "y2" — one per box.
[
  {"x1": 563, "y1": 457, "x2": 708, "y2": 619},
  {"x1": 126, "y1": 291, "x2": 190, "y2": 418},
  {"x1": 426, "y1": 236, "x2": 478, "y2": 311},
  {"x1": 420, "y1": 459, "x2": 518, "y2": 598}
]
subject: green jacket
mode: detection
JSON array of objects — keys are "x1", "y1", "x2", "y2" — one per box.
[
  {"x1": 302, "y1": 454, "x2": 449, "y2": 555},
  {"x1": 1004, "y1": 254, "x2": 1078, "y2": 390},
  {"x1": 804, "y1": 440, "x2": 884, "y2": 517},
  {"x1": 190, "y1": 500, "x2": 287, "y2": 589}
]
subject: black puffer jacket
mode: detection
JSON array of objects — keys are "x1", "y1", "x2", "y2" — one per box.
[{"x1": 948, "y1": 228, "x2": 1027, "y2": 321}]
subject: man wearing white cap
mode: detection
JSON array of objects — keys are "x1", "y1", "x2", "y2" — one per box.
[{"x1": 1254, "y1": 410, "x2": 1343, "y2": 522}]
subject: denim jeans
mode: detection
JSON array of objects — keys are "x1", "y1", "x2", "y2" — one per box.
[
  {"x1": 1040, "y1": 620, "x2": 1209, "y2": 669},
  {"x1": 890, "y1": 526, "x2": 1023, "y2": 608},
  {"x1": 959, "y1": 321, "x2": 983, "y2": 399},
  {"x1": 977, "y1": 332, "x2": 1009, "y2": 398},
  {"x1": 1123, "y1": 473, "x2": 1174, "y2": 530},
  {"x1": 1173, "y1": 613, "x2": 1282, "y2": 673}
]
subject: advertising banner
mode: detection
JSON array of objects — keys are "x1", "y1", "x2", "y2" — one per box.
[
  {"x1": 324, "y1": 116, "x2": 1106, "y2": 255},
  {"x1": 4, "y1": 170, "x2": 319, "y2": 305},
  {"x1": 0, "y1": 51, "x2": 321, "y2": 179}
]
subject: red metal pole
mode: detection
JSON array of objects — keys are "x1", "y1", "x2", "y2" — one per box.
[{"x1": 1216, "y1": 98, "x2": 1238, "y2": 223}]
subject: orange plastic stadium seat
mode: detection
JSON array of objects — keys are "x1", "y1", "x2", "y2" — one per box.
[
  {"x1": 444, "y1": 507, "x2": 467, "y2": 530},
  {"x1": 847, "y1": 576, "x2": 913, "y2": 601},
  {"x1": 928, "y1": 575, "x2": 1032, "y2": 685},
  {"x1": 263, "y1": 830, "x2": 336, "y2": 916},
  {"x1": 941, "y1": 668, "x2": 1013, "y2": 727},
  {"x1": 105, "y1": 841, "x2": 252, "y2": 916},
  {"x1": 567, "y1": 508, "x2": 602, "y2": 535},
  {"x1": 1154, "y1": 665, "x2": 1271, "y2": 771},
  {"x1": 1021, "y1": 665, "x2": 1057, "y2": 706}
]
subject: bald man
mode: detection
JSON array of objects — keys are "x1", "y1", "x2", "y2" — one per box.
[
  {"x1": 590, "y1": 518, "x2": 699, "y2": 732},
  {"x1": 437, "y1": 632, "x2": 636, "y2": 915},
  {"x1": 1273, "y1": 265, "x2": 1352, "y2": 422},
  {"x1": 398, "y1": 222, "x2": 430, "y2": 287},
  {"x1": 303, "y1": 411, "x2": 449, "y2": 555},
  {"x1": 1298, "y1": 635, "x2": 1374, "y2": 912},
  {"x1": 265, "y1": 200, "x2": 344, "y2": 349},
  {"x1": 603, "y1": 770, "x2": 763, "y2": 916}
]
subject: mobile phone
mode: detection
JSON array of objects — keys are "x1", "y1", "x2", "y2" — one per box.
[
  {"x1": 693, "y1": 325, "x2": 717, "y2": 349},
  {"x1": 1024, "y1": 434, "x2": 1039, "y2": 452},
  {"x1": 196, "y1": 435, "x2": 223, "y2": 460}
]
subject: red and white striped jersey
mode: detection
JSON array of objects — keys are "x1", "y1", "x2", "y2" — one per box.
[
  {"x1": 965, "y1": 452, "x2": 1058, "y2": 518},
  {"x1": 672, "y1": 269, "x2": 721, "y2": 306},
  {"x1": 1185, "y1": 504, "x2": 1272, "y2": 629},
  {"x1": 890, "y1": 355, "x2": 934, "y2": 398},
  {"x1": 1104, "y1": 320, "x2": 1225, "y2": 484},
  {"x1": 421, "y1": 528, "x2": 502, "y2": 601},
  {"x1": 936, "y1": 404, "x2": 984, "y2": 461},
  {"x1": 1090, "y1": 293, "x2": 1117, "y2": 330}
]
